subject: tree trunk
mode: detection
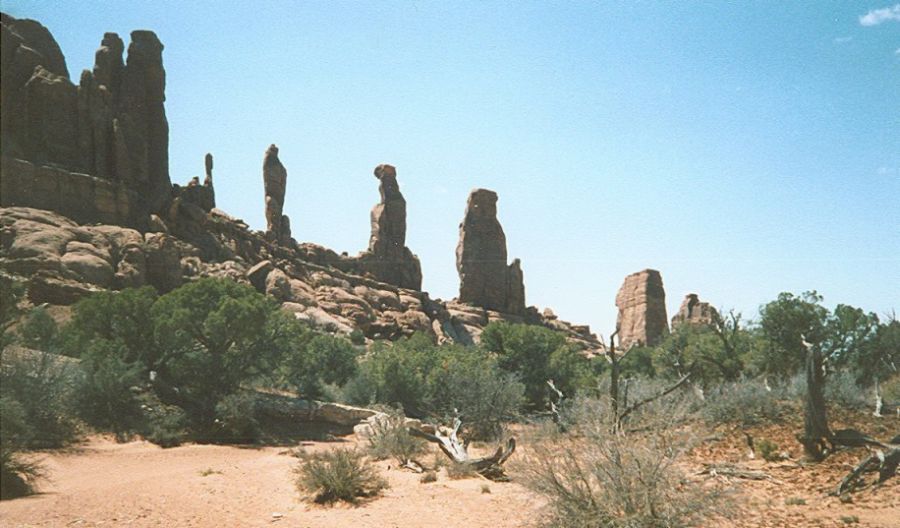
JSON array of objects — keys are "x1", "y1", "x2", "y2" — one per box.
[{"x1": 801, "y1": 343, "x2": 830, "y2": 460}]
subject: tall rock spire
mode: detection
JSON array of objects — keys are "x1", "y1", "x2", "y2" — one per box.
[{"x1": 456, "y1": 188, "x2": 525, "y2": 314}]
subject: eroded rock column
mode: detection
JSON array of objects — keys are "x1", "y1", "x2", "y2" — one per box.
[
  {"x1": 670, "y1": 293, "x2": 718, "y2": 330},
  {"x1": 363, "y1": 164, "x2": 422, "y2": 289},
  {"x1": 263, "y1": 144, "x2": 291, "y2": 244},
  {"x1": 615, "y1": 269, "x2": 668, "y2": 348},
  {"x1": 456, "y1": 188, "x2": 525, "y2": 314}
]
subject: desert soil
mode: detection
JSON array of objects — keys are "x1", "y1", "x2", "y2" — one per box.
[{"x1": 1, "y1": 412, "x2": 897, "y2": 528}]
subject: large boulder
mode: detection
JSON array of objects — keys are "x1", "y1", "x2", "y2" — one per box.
[{"x1": 615, "y1": 269, "x2": 668, "y2": 348}]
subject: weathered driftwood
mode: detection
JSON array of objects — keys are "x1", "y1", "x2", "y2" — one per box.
[
  {"x1": 699, "y1": 463, "x2": 771, "y2": 481},
  {"x1": 409, "y1": 418, "x2": 516, "y2": 481},
  {"x1": 835, "y1": 446, "x2": 900, "y2": 495}
]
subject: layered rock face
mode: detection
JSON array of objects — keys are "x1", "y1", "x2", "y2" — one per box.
[
  {"x1": 1, "y1": 14, "x2": 172, "y2": 224},
  {"x1": 456, "y1": 189, "x2": 525, "y2": 315},
  {"x1": 615, "y1": 269, "x2": 668, "y2": 348},
  {"x1": 356, "y1": 164, "x2": 422, "y2": 290},
  {"x1": 263, "y1": 144, "x2": 292, "y2": 244},
  {"x1": 671, "y1": 293, "x2": 718, "y2": 329}
]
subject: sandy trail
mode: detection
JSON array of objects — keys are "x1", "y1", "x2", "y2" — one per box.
[{"x1": 0, "y1": 437, "x2": 540, "y2": 528}]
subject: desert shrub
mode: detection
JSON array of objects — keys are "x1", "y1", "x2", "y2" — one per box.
[
  {"x1": 141, "y1": 401, "x2": 188, "y2": 448},
  {"x1": 756, "y1": 438, "x2": 781, "y2": 462},
  {"x1": 515, "y1": 400, "x2": 726, "y2": 528},
  {"x1": 76, "y1": 342, "x2": 145, "y2": 440},
  {"x1": 824, "y1": 370, "x2": 868, "y2": 410},
  {"x1": 0, "y1": 350, "x2": 80, "y2": 448},
  {"x1": 278, "y1": 332, "x2": 359, "y2": 400},
  {"x1": 425, "y1": 347, "x2": 524, "y2": 440},
  {"x1": 347, "y1": 334, "x2": 524, "y2": 437},
  {"x1": 365, "y1": 412, "x2": 427, "y2": 463},
  {"x1": 481, "y1": 322, "x2": 594, "y2": 409},
  {"x1": 0, "y1": 396, "x2": 43, "y2": 499},
  {"x1": 446, "y1": 460, "x2": 478, "y2": 480},
  {"x1": 213, "y1": 392, "x2": 261, "y2": 443},
  {"x1": 881, "y1": 375, "x2": 900, "y2": 404},
  {"x1": 17, "y1": 306, "x2": 60, "y2": 352},
  {"x1": 0, "y1": 274, "x2": 25, "y2": 350},
  {"x1": 701, "y1": 379, "x2": 788, "y2": 427},
  {"x1": 295, "y1": 448, "x2": 388, "y2": 504},
  {"x1": 420, "y1": 470, "x2": 437, "y2": 483}
]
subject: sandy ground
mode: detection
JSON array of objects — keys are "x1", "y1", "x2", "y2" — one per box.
[
  {"x1": 1, "y1": 411, "x2": 897, "y2": 528},
  {"x1": 0, "y1": 436, "x2": 540, "y2": 528}
]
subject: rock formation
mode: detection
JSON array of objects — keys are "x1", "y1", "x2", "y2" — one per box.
[
  {"x1": 355, "y1": 164, "x2": 422, "y2": 290},
  {"x1": 263, "y1": 144, "x2": 291, "y2": 245},
  {"x1": 671, "y1": 293, "x2": 718, "y2": 330},
  {"x1": 1, "y1": 15, "x2": 171, "y2": 224},
  {"x1": 615, "y1": 269, "x2": 668, "y2": 348},
  {"x1": 456, "y1": 189, "x2": 525, "y2": 315},
  {"x1": 0, "y1": 13, "x2": 602, "y2": 352}
]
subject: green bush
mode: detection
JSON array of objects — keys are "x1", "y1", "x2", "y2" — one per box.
[
  {"x1": 346, "y1": 334, "x2": 524, "y2": 438},
  {"x1": 77, "y1": 342, "x2": 145, "y2": 440},
  {"x1": 295, "y1": 448, "x2": 388, "y2": 504},
  {"x1": 0, "y1": 396, "x2": 43, "y2": 499},
  {"x1": 757, "y1": 438, "x2": 781, "y2": 462},
  {"x1": 0, "y1": 350, "x2": 80, "y2": 448},
  {"x1": 141, "y1": 400, "x2": 188, "y2": 448},
  {"x1": 213, "y1": 392, "x2": 260, "y2": 443},
  {"x1": 278, "y1": 332, "x2": 359, "y2": 400},
  {"x1": 18, "y1": 306, "x2": 60, "y2": 352},
  {"x1": 481, "y1": 322, "x2": 594, "y2": 409}
]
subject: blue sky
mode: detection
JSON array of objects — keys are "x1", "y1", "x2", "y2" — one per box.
[{"x1": 4, "y1": 1, "x2": 899, "y2": 335}]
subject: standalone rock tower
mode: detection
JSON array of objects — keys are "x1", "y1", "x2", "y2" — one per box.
[
  {"x1": 456, "y1": 189, "x2": 525, "y2": 314},
  {"x1": 263, "y1": 144, "x2": 291, "y2": 244},
  {"x1": 615, "y1": 269, "x2": 668, "y2": 348},
  {"x1": 670, "y1": 293, "x2": 718, "y2": 329}
]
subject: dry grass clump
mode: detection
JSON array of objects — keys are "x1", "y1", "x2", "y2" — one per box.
[
  {"x1": 514, "y1": 397, "x2": 728, "y2": 528},
  {"x1": 295, "y1": 448, "x2": 388, "y2": 504},
  {"x1": 365, "y1": 412, "x2": 427, "y2": 464}
]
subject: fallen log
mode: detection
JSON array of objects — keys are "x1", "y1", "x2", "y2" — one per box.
[
  {"x1": 409, "y1": 417, "x2": 516, "y2": 481},
  {"x1": 835, "y1": 446, "x2": 900, "y2": 495},
  {"x1": 698, "y1": 463, "x2": 771, "y2": 481}
]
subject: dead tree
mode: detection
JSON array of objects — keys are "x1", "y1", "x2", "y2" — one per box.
[
  {"x1": 408, "y1": 418, "x2": 516, "y2": 481},
  {"x1": 835, "y1": 444, "x2": 900, "y2": 495},
  {"x1": 799, "y1": 338, "x2": 831, "y2": 460},
  {"x1": 602, "y1": 327, "x2": 694, "y2": 431}
]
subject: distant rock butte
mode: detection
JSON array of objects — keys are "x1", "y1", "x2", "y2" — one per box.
[
  {"x1": 0, "y1": 13, "x2": 602, "y2": 350},
  {"x1": 671, "y1": 293, "x2": 718, "y2": 329},
  {"x1": 615, "y1": 269, "x2": 668, "y2": 348}
]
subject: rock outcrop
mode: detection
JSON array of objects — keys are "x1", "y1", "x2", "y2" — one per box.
[
  {"x1": 350, "y1": 164, "x2": 422, "y2": 290},
  {"x1": 456, "y1": 189, "x2": 525, "y2": 315},
  {"x1": 263, "y1": 144, "x2": 291, "y2": 245},
  {"x1": 2, "y1": 15, "x2": 172, "y2": 224},
  {"x1": 671, "y1": 293, "x2": 718, "y2": 329},
  {"x1": 615, "y1": 269, "x2": 668, "y2": 348}
]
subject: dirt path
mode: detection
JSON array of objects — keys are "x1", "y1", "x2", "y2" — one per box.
[{"x1": 0, "y1": 437, "x2": 540, "y2": 528}]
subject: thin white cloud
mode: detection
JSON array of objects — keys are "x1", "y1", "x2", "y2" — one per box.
[{"x1": 859, "y1": 4, "x2": 900, "y2": 26}]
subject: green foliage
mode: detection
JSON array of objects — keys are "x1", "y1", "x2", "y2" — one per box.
[
  {"x1": 0, "y1": 396, "x2": 44, "y2": 498},
  {"x1": 213, "y1": 392, "x2": 260, "y2": 443},
  {"x1": 346, "y1": 334, "x2": 524, "y2": 438},
  {"x1": 76, "y1": 341, "x2": 144, "y2": 440},
  {"x1": 141, "y1": 401, "x2": 188, "y2": 448},
  {"x1": 0, "y1": 351, "x2": 80, "y2": 449},
  {"x1": 481, "y1": 322, "x2": 593, "y2": 409},
  {"x1": 295, "y1": 448, "x2": 388, "y2": 504},
  {"x1": 18, "y1": 307, "x2": 59, "y2": 352},
  {"x1": 279, "y1": 332, "x2": 359, "y2": 400},
  {"x1": 0, "y1": 274, "x2": 25, "y2": 350},
  {"x1": 755, "y1": 291, "x2": 828, "y2": 377},
  {"x1": 61, "y1": 287, "x2": 159, "y2": 365}
]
